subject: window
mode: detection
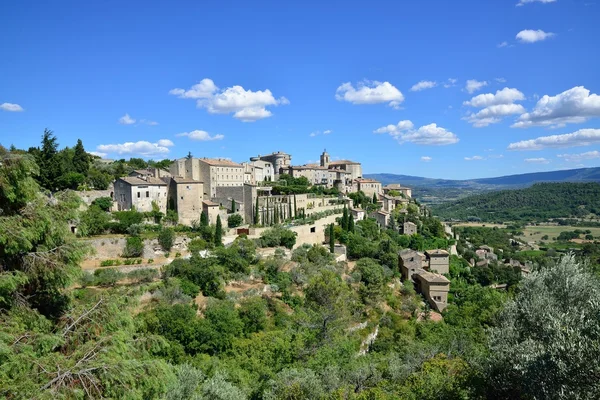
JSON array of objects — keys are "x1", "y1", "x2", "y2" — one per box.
[
  {"x1": 137, "y1": 192, "x2": 141, "y2": 198},
  {"x1": 310, "y1": 227, "x2": 316, "y2": 233},
  {"x1": 146, "y1": 191, "x2": 149, "y2": 198}
]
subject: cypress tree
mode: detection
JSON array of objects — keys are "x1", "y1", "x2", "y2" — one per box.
[
  {"x1": 215, "y1": 215, "x2": 223, "y2": 246},
  {"x1": 274, "y1": 203, "x2": 279, "y2": 224},
  {"x1": 231, "y1": 198, "x2": 236, "y2": 213},
  {"x1": 348, "y1": 213, "x2": 355, "y2": 233},
  {"x1": 255, "y1": 196, "x2": 260, "y2": 224},
  {"x1": 293, "y1": 194, "x2": 297, "y2": 219},
  {"x1": 329, "y1": 223, "x2": 335, "y2": 253},
  {"x1": 373, "y1": 192, "x2": 378, "y2": 204},
  {"x1": 341, "y1": 206, "x2": 348, "y2": 230},
  {"x1": 200, "y1": 211, "x2": 208, "y2": 227},
  {"x1": 288, "y1": 200, "x2": 292, "y2": 222}
]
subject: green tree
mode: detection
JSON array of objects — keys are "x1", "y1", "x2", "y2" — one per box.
[
  {"x1": 79, "y1": 204, "x2": 110, "y2": 236},
  {"x1": 373, "y1": 192, "x2": 378, "y2": 204},
  {"x1": 227, "y1": 214, "x2": 243, "y2": 228},
  {"x1": 348, "y1": 213, "x2": 355, "y2": 233},
  {"x1": 158, "y1": 227, "x2": 175, "y2": 251},
  {"x1": 329, "y1": 223, "x2": 335, "y2": 253},
  {"x1": 341, "y1": 206, "x2": 348, "y2": 230},
  {"x1": 215, "y1": 215, "x2": 223, "y2": 246},
  {"x1": 484, "y1": 254, "x2": 600, "y2": 399},
  {"x1": 356, "y1": 258, "x2": 386, "y2": 302},
  {"x1": 72, "y1": 138, "x2": 89, "y2": 175},
  {"x1": 34, "y1": 129, "x2": 63, "y2": 190},
  {"x1": 231, "y1": 198, "x2": 236, "y2": 213},
  {"x1": 200, "y1": 211, "x2": 208, "y2": 227},
  {"x1": 239, "y1": 297, "x2": 268, "y2": 335},
  {"x1": 255, "y1": 196, "x2": 260, "y2": 224},
  {"x1": 123, "y1": 236, "x2": 144, "y2": 258}
]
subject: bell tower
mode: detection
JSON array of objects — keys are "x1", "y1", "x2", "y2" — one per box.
[{"x1": 320, "y1": 149, "x2": 330, "y2": 168}]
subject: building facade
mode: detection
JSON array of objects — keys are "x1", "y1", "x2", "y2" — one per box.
[{"x1": 114, "y1": 176, "x2": 168, "y2": 213}]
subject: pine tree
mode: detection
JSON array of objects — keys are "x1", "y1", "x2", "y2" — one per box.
[
  {"x1": 72, "y1": 139, "x2": 89, "y2": 175},
  {"x1": 36, "y1": 129, "x2": 63, "y2": 190},
  {"x1": 329, "y1": 223, "x2": 335, "y2": 253},
  {"x1": 215, "y1": 215, "x2": 223, "y2": 246},
  {"x1": 348, "y1": 213, "x2": 355, "y2": 233}
]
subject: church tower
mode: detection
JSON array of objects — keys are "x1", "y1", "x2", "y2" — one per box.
[{"x1": 320, "y1": 149, "x2": 330, "y2": 168}]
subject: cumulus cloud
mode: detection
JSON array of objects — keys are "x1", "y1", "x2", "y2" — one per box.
[
  {"x1": 444, "y1": 78, "x2": 458, "y2": 88},
  {"x1": 323, "y1": 129, "x2": 332, "y2": 134},
  {"x1": 89, "y1": 151, "x2": 108, "y2": 158},
  {"x1": 310, "y1": 129, "x2": 333, "y2": 137},
  {"x1": 410, "y1": 80, "x2": 437, "y2": 92},
  {"x1": 464, "y1": 87, "x2": 526, "y2": 127},
  {"x1": 157, "y1": 139, "x2": 174, "y2": 147},
  {"x1": 374, "y1": 120, "x2": 459, "y2": 145},
  {"x1": 495, "y1": 77, "x2": 507, "y2": 83},
  {"x1": 465, "y1": 156, "x2": 485, "y2": 161},
  {"x1": 508, "y1": 128, "x2": 600, "y2": 150},
  {"x1": 118, "y1": 113, "x2": 136, "y2": 125},
  {"x1": 336, "y1": 80, "x2": 404, "y2": 109},
  {"x1": 0, "y1": 103, "x2": 24, "y2": 112},
  {"x1": 97, "y1": 140, "x2": 172, "y2": 157},
  {"x1": 421, "y1": 156, "x2": 432, "y2": 162},
  {"x1": 516, "y1": 29, "x2": 555, "y2": 43},
  {"x1": 525, "y1": 158, "x2": 550, "y2": 164},
  {"x1": 170, "y1": 78, "x2": 289, "y2": 122},
  {"x1": 557, "y1": 151, "x2": 600, "y2": 162},
  {"x1": 497, "y1": 41, "x2": 509, "y2": 48},
  {"x1": 176, "y1": 130, "x2": 224, "y2": 141},
  {"x1": 517, "y1": 0, "x2": 556, "y2": 6},
  {"x1": 512, "y1": 86, "x2": 600, "y2": 128},
  {"x1": 465, "y1": 80, "x2": 488, "y2": 94}
]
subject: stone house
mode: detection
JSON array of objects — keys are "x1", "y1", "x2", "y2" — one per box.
[
  {"x1": 413, "y1": 271, "x2": 450, "y2": 312},
  {"x1": 350, "y1": 208, "x2": 365, "y2": 221},
  {"x1": 168, "y1": 177, "x2": 204, "y2": 226},
  {"x1": 425, "y1": 249, "x2": 450, "y2": 275},
  {"x1": 114, "y1": 176, "x2": 168, "y2": 213},
  {"x1": 202, "y1": 200, "x2": 221, "y2": 225},
  {"x1": 383, "y1": 183, "x2": 412, "y2": 199},
  {"x1": 399, "y1": 249, "x2": 427, "y2": 281},
  {"x1": 403, "y1": 221, "x2": 418, "y2": 235},
  {"x1": 250, "y1": 151, "x2": 291, "y2": 180},
  {"x1": 354, "y1": 178, "x2": 382, "y2": 199},
  {"x1": 170, "y1": 157, "x2": 244, "y2": 199},
  {"x1": 372, "y1": 210, "x2": 390, "y2": 228}
]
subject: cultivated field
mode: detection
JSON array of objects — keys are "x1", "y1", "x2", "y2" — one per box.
[{"x1": 522, "y1": 225, "x2": 600, "y2": 243}]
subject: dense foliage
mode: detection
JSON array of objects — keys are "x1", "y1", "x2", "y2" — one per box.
[{"x1": 433, "y1": 182, "x2": 600, "y2": 223}]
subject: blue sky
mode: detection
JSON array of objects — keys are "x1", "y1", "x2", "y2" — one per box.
[{"x1": 1, "y1": 0, "x2": 599, "y2": 179}]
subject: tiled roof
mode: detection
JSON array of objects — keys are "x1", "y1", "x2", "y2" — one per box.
[
  {"x1": 415, "y1": 270, "x2": 450, "y2": 284},
  {"x1": 356, "y1": 178, "x2": 380, "y2": 183},
  {"x1": 118, "y1": 176, "x2": 167, "y2": 186},
  {"x1": 172, "y1": 177, "x2": 202, "y2": 184},
  {"x1": 330, "y1": 160, "x2": 360, "y2": 165},
  {"x1": 425, "y1": 249, "x2": 449, "y2": 257},
  {"x1": 384, "y1": 183, "x2": 403, "y2": 189},
  {"x1": 203, "y1": 200, "x2": 219, "y2": 206},
  {"x1": 199, "y1": 158, "x2": 243, "y2": 167}
]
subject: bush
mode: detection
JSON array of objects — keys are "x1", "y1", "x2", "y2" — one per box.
[
  {"x1": 91, "y1": 196, "x2": 113, "y2": 212},
  {"x1": 158, "y1": 227, "x2": 175, "y2": 251},
  {"x1": 78, "y1": 272, "x2": 96, "y2": 287},
  {"x1": 259, "y1": 226, "x2": 297, "y2": 249},
  {"x1": 79, "y1": 205, "x2": 111, "y2": 236},
  {"x1": 228, "y1": 214, "x2": 243, "y2": 228},
  {"x1": 123, "y1": 236, "x2": 144, "y2": 258},
  {"x1": 127, "y1": 268, "x2": 158, "y2": 283},
  {"x1": 94, "y1": 268, "x2": 124, "y2": 287}
]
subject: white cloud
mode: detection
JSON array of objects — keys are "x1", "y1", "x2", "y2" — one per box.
[
  {"x1": 525, "y1": 158, "x2": 550, "y2": 164},
  {"x1": 89, "y1": 151, "x2": 108, "y2": 158},
  {"x1": 464, "y1": 87, "x2": 526, "y2": 127},
  {"x1": 557, "y1": 151, "x2": 600, "y2": 162},
  {"x1": 421, "y1": 156, "x2": 432, "y2": 162},
  {"x1": 517, "y1": 0, "x2": 557, "y2": 6},
  {"x1": 170, "y1": 78, "x2": 288, "y2": 122},
  {"x1": 140, "y1": 119, "x2": 159, "y2": 126},
  {"x1": 0, "y1": 103, "x2": 24, "y2": 112},
  {"x1": 465, "y1": 155, "x2": 485, "y2": 161},
  {"x1": 176, "y1": 130, "x2": 224, "y2": 141},
  {"x1": 410, "y1": 80, "x2": 437, "y2": 92},
  {"x1": 336, "y1": 80, "x2": 404, "y2": 108},
  {"x1": 495, "y1": 77, "x2": 507, "y2": 83},
  {"x1": 489, "y1": 154, "x2": 505, "y2": 159},
  {"x1": 157, "y1": 139, "x2": 174, "y2": 147},
  {"x1": 516, "y1": 29, "x2": 555, "y2": 43},
  {"x1": 323, "y1": 129, "x2": 332, "y2": 135},
  {"x1": 374, "y1": 120, "x2": 459, "y2": 145},
  {"x1": 443, "y1": 78, "x2": 458, "y2": 88},
  {"x1": 497, "y1": 41, "x2": 509, "y2": 48},
  {"x1": 512, "y1": 86, "x2": 600, "y2": 128},
  {"x1": 310, "y1": 129, "x2": 333, "y2": 137},
  {"x1": 508, "y1": 129, "x2": 600, "y2": 150},
  {"x1": 465, "y1": 80, "x2": 488, "y2": 94},
  {"x1": 118, "y1": 113, "x2": 136, "y2": 125},
  {"x1": 97, "y1": 140, "x2": 172, "y2": 157}
]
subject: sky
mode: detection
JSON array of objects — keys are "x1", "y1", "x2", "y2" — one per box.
[{"x1": 1, "y1": 0, "x2": 599, "y2": 180}]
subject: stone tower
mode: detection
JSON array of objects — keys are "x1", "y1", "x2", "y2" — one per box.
[{"x1": 320, "y1": 149, "x2": 330, "y2": 168}]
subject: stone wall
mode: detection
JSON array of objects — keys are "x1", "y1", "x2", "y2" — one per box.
[{"x1": 83, "y1": 235, "x2": 194, "y2": 260}]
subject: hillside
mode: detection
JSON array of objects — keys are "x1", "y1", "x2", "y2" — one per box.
[{"x1": 431, "y1": 182, "x2": 600, "y2": 222}]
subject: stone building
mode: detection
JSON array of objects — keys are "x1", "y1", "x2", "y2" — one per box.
[
  {"x1": 250, "y1": 151, "x2": 291, "y2": 180},
  {"x1": 383, "y1": 183, "x2": 412, "y2": 199},
  {"x1": 328, "y1": 158, "x2": 363, "y2": 181},
  {"x1": 425, "y1": 249, "x2": 450, "y2": 275},
  {"x1": 350, "y1": 208, "x2": 365, "y2": 221},
  {"x1": 114, "y1": 176, "x2": 168, "y2": 213},
  {"x1": 403, "y1": 221, "x2": 418, "y2": 235},
  {"x1": 399, "y1": 249, "x2": 427, "y2": 281},
  {"x1": 168, "y1": 177, "x2": 203, "y2": 225},
  {"x1": 169, "y1": 157, "x2": 244, "y2": 198},
  {"x1": 372, "y1": 210, "x2": 390, "y2": 228},
  {"x1": 202, "y1": 200, "x2": 221, "y2": 225},
  {"x1": 413, "y1": 271, "x2": 450, "y2": 312},
  {"x1": 354, "y1": 178, "x2": 382, "y2": 199}
]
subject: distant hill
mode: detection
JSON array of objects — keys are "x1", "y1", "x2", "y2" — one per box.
[
  {"x1": 431, "y1": 182, "x2": 600, "y2": 223},
  {"x1": 365, "y1": 167, "x2": 600, "y2": 204},
  {"x1": 365, "y1": 167, "x2": 600, "y2": 188}
]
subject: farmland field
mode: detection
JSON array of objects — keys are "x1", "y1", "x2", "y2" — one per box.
[{"x1": 522, "y1": 225, "x2": 600, "y2": 243}]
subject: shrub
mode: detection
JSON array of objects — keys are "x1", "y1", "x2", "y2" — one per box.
[
  {"x1": 123, "y1": 236, "x2": 144, "y2": 258},
  {"x1": 94, "y1": 268, "x2": 124, "y2": 287},
  {"x1": 175, "y1": 252, "x2": 182, "y2": 258},
  {"x1": 158, "y1": 227, "x2": 175, "y2": 251},
  {"x1": 127, "y1": 268, "x2": 158, "y2": 283},
  {"x1": 228, "y1": 213, "x2": 243, "y2": 228},
  {"x1": 148, "y1": 259, "x2": 154, "y2": 264},
  {"x1": 100, "y1": 260, "x2": 115, "y2": 267},
  {"x1": 78, "y1": 272, "x2": 96, "y2": 287},
  {"x1": 91, "y1": 196, "x2": 113, "y2": 212}
]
